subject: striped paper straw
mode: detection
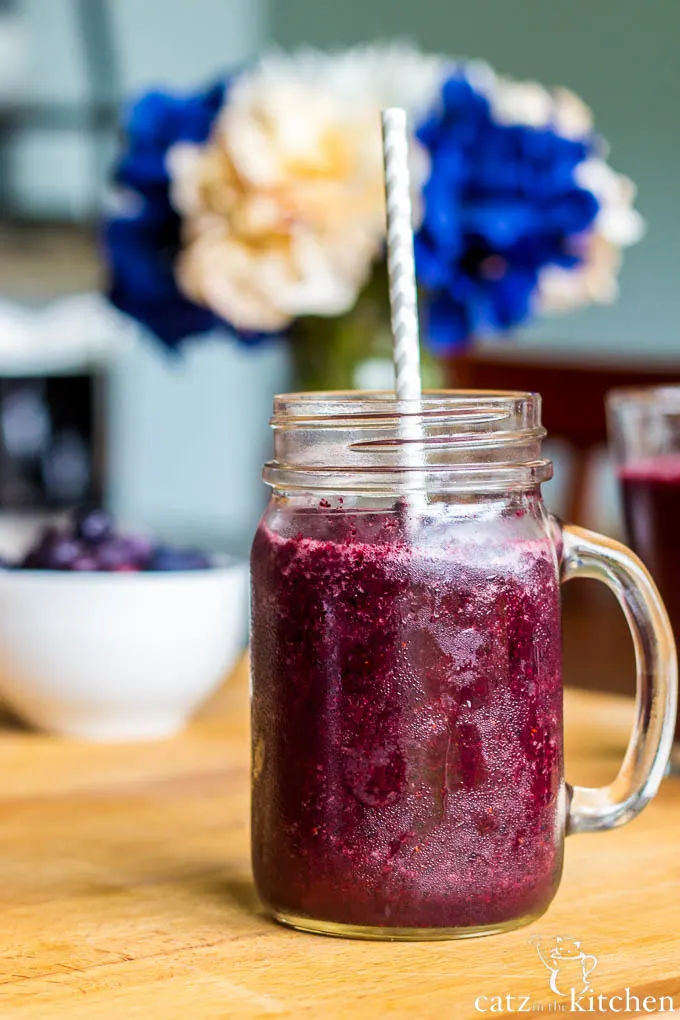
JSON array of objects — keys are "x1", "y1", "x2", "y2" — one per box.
[
  {"x1": 381, "y1": 107, "x2": 422, "y2": 402},
  {"x1": 381, "y1": 108, "x2": 425, "y2": 507}
]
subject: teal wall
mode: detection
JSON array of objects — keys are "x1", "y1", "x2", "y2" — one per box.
[
  {"x1": 9, "y1": 0, "x2": 264, "y2": 217},
  {"x1": 271, "y1": 0, "x2": 680, "y2": 358}
]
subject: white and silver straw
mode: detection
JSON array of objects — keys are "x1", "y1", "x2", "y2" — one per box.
[{"x1": 381, "y1": 107, "x2": 422, "y2": 402}]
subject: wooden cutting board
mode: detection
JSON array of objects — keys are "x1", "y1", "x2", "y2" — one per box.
[{"x1": 0, "y1": 655, "x2": 678, "y2": 1019}]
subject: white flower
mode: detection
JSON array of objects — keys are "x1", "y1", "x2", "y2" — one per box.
[
  {"x1": 575, "y1": 159, "x2": 644, "y2": 247},
  {"x1": 491, "y1": 79, "x2": 554, "y2": 129},
  {"x1": 488, "y1": 75, "x2": 594, "y2": 139},
  {"x1": 538, "y1": 159, "x2": 644, "y2": 313},
  {"x1": 485, "y1": 72, "x2": 642, "y2": 315},
  {"x1": 323, "y1": 43, "x2": 449, "y2": 124},
  {"x1": 168, "y1": 45, "x2": 446, "y2": 333},
  {"x1": 552, "y1": 87, "x2": 594, "y2": 140}
]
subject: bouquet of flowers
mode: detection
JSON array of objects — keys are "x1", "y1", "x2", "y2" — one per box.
[{"x1": 105, "y1": 44, "x2": 643, "y2": 387}]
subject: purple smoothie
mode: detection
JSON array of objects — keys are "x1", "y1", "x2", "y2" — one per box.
[
  {"x1": 251, "y1": 504, "x2": 564, "y2": 931},
  {"x1": 619, "y1": 455, "x2": 680, "y2": 744}
]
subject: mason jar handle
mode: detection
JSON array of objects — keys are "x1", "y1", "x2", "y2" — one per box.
[{"x1": 561, "y1": 524, "x2": 677, "y2": 835}]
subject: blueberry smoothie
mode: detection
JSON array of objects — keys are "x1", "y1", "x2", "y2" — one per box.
[
  {"x1": 619, "y1": 455, "x2": 680, "y2": 743},
  {"x1": 251, "y1": 503, "x2": 564, "y2": 932}
]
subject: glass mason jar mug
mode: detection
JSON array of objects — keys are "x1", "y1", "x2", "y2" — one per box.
[{"x1": 251, "y1": 391, "x2": 676, "y2": 941}]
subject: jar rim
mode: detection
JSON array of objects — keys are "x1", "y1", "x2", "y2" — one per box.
[
  {"x1": 608, "y1": 385, "x2": 680, "y2": 411},
  {"x1": 265, "y1": 389, "x2": 551, "y2": 495},
  {"x1": 271, "y1": 389, "x2": 541, "y2": 426}
]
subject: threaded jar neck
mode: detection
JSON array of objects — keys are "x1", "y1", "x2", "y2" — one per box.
[{"x1": 264, "y1": 390, "x2": 552, "y2": 495}]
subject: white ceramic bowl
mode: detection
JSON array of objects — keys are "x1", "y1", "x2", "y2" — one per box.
[{"x1": 0, "y1": 562, "x2": 249, "y2": 741}]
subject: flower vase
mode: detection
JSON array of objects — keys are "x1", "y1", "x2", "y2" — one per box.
[{"x1": 289, "y1": 273, "x2": 443, "y2": 394}]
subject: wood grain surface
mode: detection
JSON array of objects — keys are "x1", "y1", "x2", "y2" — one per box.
[{"x1": 0, "y1": 656, "x2": 678, "y2": 1019}]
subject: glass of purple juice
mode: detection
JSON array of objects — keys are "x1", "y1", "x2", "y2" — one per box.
[
  {"x1": 608, "y1": 385, "x2": 680, "y2": 771},
  {"x1": 251, "y1": 391, "x2": 676, "y2": 940}
]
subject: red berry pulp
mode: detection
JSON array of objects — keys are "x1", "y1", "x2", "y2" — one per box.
[{"x1": 251, "y1": 505, "x2": 564, "y2": 931}]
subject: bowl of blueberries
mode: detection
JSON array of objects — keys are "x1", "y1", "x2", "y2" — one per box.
[{"x1": 0, "y1": 508, "x2": 248, "y2": 740}]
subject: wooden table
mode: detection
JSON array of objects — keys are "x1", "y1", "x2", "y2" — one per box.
[{"x1": 0, "y1": 657, "x2": 678, "y2": 1019}]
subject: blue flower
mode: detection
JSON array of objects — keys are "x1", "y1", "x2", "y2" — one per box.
[
  {"x1": 415, "y1": 74, "x2": 600, "y2": 353},
  {"x1": 104, "y1": 82, "x2": 227, "y2": 350}
]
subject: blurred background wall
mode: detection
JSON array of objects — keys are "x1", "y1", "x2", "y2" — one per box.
[
  {"x1": 5, "y1": 0, "x2": 265, "y2": 216},
  {"x1": 0, "y1": 0, "x2": 289, "y2": 555},
  {"x1": 0, "y1": 0, "x2": 678, "y2": 554},
  {"x1": 272, "y1": 0, "x2": 680, "y2": 359}
]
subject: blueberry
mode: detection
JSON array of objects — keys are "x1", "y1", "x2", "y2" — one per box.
[
  {"x1": 147, "y1": 545, "x2": 212, "y2": 571},
  {"x1": 97, "y1": 537, "x2": 134, "y2": 571},
  {"x1": 74, "y1": 507, "x2": 113, "y2": 544},
  {"x1": 99, "y1": 536, "x2": 153, "y2": 571},
  {"x1": 183, "y1": 548, "x2": 211, "y2": 569},
  {"x1": 122, "y1": 535, "x2": 154, "y2": 567},
  {"x1": 20, "y1": 527, "x2": 90, "y2": 570},
  {"x1": 71, "y1": 556, "x2": 100, "y2": 571},
  {"x1": 20, "y1": 527, "x2": 60, "y2": 569},
  {"x1": 49, "y1": 537, "x2": 83, "y2": 569},
  {"x1": 16, "y1": 516, "x2": 211, "y2": 573}
]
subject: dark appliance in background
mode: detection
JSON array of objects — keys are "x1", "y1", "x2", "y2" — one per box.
[
  {"x1": 0, "y1": 0, "x2": 118, "y2": 533},
  {"x1": 0, "y1": 374, "x2": 104, "y2": 509}
]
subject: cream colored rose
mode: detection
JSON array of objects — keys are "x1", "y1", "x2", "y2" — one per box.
[
  {"x1": 168, "y1": 67, "x2": 387, "y2": 331},
  {"x1": 167, "y1": 48, "x2": 443, "y2": 333}
]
